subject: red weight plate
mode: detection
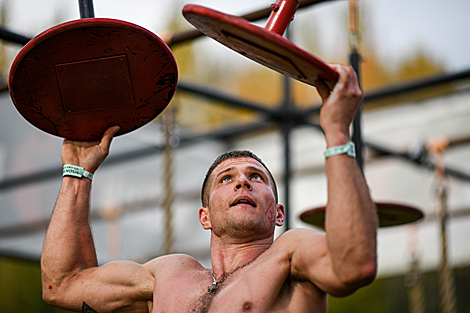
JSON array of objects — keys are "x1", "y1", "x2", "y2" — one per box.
[
  {"x1": 183, "y1": 4, "x2": 337, "y2": 89},
  {"x1": 300, "y1": 202, "x2": 425, "y2": 229},
  {"x1": 9, "y1": 18, "x2": 177, "y2": 141}
]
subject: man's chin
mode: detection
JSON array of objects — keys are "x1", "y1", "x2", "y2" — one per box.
[{"x1": 226, "y1": 217, "x2": 272, "y2": 238}]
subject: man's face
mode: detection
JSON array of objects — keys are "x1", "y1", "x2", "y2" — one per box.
[{"x1": 199, "y1": 157, "x2": 284, "y2": 241}]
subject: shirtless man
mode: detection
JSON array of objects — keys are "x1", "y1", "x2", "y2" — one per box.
[{"x1": 41, "y1": 64, "x2": 377, "y2": 313}]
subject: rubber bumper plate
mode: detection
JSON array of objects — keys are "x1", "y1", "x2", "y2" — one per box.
[{"x1": 9, "y1": 18, "x2": 177, "y2": 140}]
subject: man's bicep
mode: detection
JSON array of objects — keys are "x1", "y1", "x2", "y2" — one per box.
[
  {"x1": 47, "y1": 260, "x2": 154, "y2": 312},
  {"x1": 291, "y1": 233, "x2": 351, "y2": 297}
]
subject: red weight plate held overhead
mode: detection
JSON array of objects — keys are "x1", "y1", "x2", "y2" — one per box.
[
  {"x1": 183, "y1": 3, "x2": 425, "y2": 230},
  {"x1": 183, "y1": 1, "x2": 338, "y2": 90},
  {"x1": 9, "y1": 18, "x2": 177, "y2": 141}
]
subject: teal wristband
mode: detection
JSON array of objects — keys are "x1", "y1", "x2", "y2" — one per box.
[
  {"x1": 324, "y1": 141, "x2": 356, "y2": 158},
  {"x1": 63, "y1": 164, "x2": 93, "y2": 180}
]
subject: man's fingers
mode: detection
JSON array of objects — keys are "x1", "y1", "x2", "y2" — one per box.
[
  {"x1": 108, "y1": 125, "x2": 121, "y2": 137},
  {"x1": 317, "y1": 64, "x2": 350, "y2": 99},
  {"x1": 326, "y1": 65, "x2": 362, "y2": 100},
  {"x1": 315, "y1": 79, "x2": 330, "y2": 101},
  {"x1": 100, "y1": 126, "x2": 120, "y2": 150}
]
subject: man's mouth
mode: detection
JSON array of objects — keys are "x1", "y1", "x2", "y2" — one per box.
[{"x1": 231, "y1": 198, "x2": 256, "y2": 208}]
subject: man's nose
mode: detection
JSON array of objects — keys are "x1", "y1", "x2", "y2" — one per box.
[{"x1": 236, "y1": 175, "x2": 252, "y2": 190}]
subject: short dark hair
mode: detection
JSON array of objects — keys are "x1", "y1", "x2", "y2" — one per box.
[{"x1": 201, "y1": 150, "x2": 278, "y2": 207}]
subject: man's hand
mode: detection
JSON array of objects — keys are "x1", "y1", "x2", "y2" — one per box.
[
  {"x1": 315, "y1": 64, "x2": 363, "y2": 146},
  {"x1": 61, "y1": 126, "x2": 120, "y2": 173}
]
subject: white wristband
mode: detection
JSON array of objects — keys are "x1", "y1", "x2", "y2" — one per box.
[
  {"x1": 324, "y1": 141, "x2": 356, "y2": 158},
  {"x1": 63, "y1": 164, "x2": 93, "y2": 180}
]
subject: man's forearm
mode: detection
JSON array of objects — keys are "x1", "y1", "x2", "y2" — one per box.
[
  {"x1": 41, "y1": 177, "x2": 98, "y2": 290},
  {"x1": 324, "y1": 153, "x2": 377, "y2": 286},
  {"x1": 312, "y1": 64, "x2": 376, "y2": 291}
]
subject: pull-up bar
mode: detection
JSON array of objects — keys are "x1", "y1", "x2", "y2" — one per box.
[{"x1": 79, "y1": 0, "x2": 95, "y2": 18}]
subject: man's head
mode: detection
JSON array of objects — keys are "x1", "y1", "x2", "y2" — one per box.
[
  {"x1": 201, "y1": 150, "x2": 278, "y2": 208},
  {"x1": 199, "y1": 150, "x2": 284, "y2": 241}
]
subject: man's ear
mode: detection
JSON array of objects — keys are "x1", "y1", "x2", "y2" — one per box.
[
  {"x1": 275, "y1": 204, "x2": 285, "y2": 227},
  {"x1": 199, "y1": 207, "x2": 212, "y2": 230}
]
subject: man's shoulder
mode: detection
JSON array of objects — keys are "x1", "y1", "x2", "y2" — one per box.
[
  {"x1": 254, "y1": 228, "x2": 324, "y2": 264},
  {"x1": 142, "y1": 254, "x2": 208, "y2": 295},
  {"x1": 144, "y1": 253, "x2": 205, "y2": 273},
  {"x1": 274, "y1": 228, "x2": 323, "y2": 246}
]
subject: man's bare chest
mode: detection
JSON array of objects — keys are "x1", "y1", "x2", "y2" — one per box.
[
  {"x1": 151, "y1": 269, "x2": 213, "y2": 312},
  {"x1": 151, "y1": 263, "x2": 324, "y2": 313}
]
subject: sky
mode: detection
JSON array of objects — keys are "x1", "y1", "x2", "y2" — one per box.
[
  {"x1": 2, "y1": 0, "x2": 470, "y2": 73},
  {"x1": 365, "y1": 0, "x2": 470, "y2": 72}
]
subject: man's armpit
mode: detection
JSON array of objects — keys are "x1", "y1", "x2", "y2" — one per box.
[{"x1": 82, "y1": 302, "x2": 98, "y2": 313}]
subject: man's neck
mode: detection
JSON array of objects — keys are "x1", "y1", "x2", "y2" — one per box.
[{"x1": 209, "y1": 235, "x2": 273, "y2": 279}]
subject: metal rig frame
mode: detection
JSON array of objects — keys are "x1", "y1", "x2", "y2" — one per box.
[{"x1": 1, "y1": 0, "x2": 470, "y2": 261}]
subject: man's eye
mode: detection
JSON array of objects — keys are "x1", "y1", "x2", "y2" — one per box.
[
  {"x1": 222, "y1": 176, "x2": 232, "y2": 183},
  {"x1": 251, "y1": 174, "x2": 262, "y2": 180}
]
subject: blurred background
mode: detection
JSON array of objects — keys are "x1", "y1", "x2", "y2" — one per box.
[{"x1": 1, "y1": 0, "x2": 470, "y2": 312}]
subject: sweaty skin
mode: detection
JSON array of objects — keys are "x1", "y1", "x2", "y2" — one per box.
[{"x1": 41, "y1": 64, "x2": 377, "y2": 313}]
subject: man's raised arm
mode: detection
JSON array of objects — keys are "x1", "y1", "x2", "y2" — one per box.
[
  {"x1": 41, "y1": 126, "x2": 154, "y2": 312},
  {"x1": 292, "y1": 64, "x2": 377, "y2": 296}
]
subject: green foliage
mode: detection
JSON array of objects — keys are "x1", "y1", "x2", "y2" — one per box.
[
  {"x1": 328, "y1": 275, "x2": 408, "y2": 313},
  {"x1": 0, "y1": 258, "x2": 71, "y2": 313},
  {"x1": 328, "y1": 266, "x2": 470, "y2": 313}
]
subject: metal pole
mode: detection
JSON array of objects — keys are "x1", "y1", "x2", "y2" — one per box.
[
  {"x1": 350, "y1": 50, "x2": 364, "y2": 171},
  {"x1": 265, "y1": 0, "x2": 300, "y2": 36},
  {"x1": 0, "y1": 26, "x2": 31, "y2": 45},
  {"x1": 282, "y1": 27, "x2": 293, "y2": 231},
  {"x1": 349, "y1": 0, "x2": 364, "y2": 171},
  {"x1": 282, "y1": 113, "x2": 292, "y2": 231},
  {"x1": 282, "y1": 115, "x2": 292, "y2": 231},
  {"x1": 79, "y1": 0, "x2": 95, "y2": 18}
]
